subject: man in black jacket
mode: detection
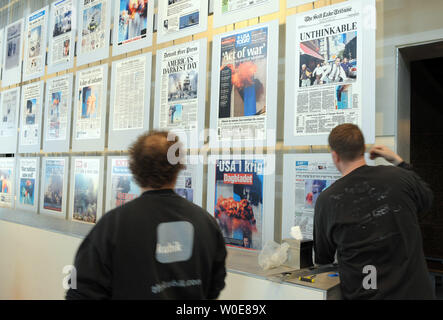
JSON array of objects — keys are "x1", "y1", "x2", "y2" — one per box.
[
  {"x1": 66, "y1": 131, "x2": 227, "y2": 299},
  {"x1": 314, "y1": 123, "x2": 435, "y2": 299}
]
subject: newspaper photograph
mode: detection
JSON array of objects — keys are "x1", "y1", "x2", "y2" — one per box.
[
  {"x1": 159, "y1": 42, "x2": 200, "y2": 132},
  {"x1": 108, "y1": 158, "x2": 140, "y2": 210},
  {"x1": 75, "y1": 66, "x2": 104, "y2": 140},
  {"x1": 21, "y1": 83, "x2": 41, "y2": 146},
  {"x1": 4, "y1": 21, "x2": 22, "y2": 71},
  {"x1": 218, "y1": 26, "x2": 268, "y2": 140},
  {"x1": 293, "y1": 4, "x2": 362, "y2": 136},
  {"x1": 160, "y1": 0, "x2": 200, "y2": 36},
  {"x1": 73, "y1": 158, "x2": 100, "y2": 224},
  {"x1": 0, "y1": 89, "x2": 19, "y2": 138},
  {"x1": 46, "y1": 76, "x2": 71, "y2": 141},
  {"x1": 18, "y1": 158, "x2": 37, "y2": 207},
  {"x1": 51, "y1": 0, "x2": 73, "y2": 65},
  {"x1": 113, "y1": 55, "x2": 147, "y2": 131},
  {"x1": 0, "y1": 158, "x2": 15, "y2": 208},
  {"x1": 213, "y1": 159, "x2": 264, "y2": 250},
  {"x1": 293, "y1": 159, "x2": 341, "y2": 239},
  {"x1": 24, "y1": 8, "x2": 47, "y2": 77},
  {"x1": 221, "y1": 0, "x2": 269, "y2": 15},
  {"x1": 175, "y1": 165, "x2": 196, "y2": 203},
  {"x1": 117, "y1": 0, "x2": 148, "y2": 46},
  {"x1": 43, "y1": 159, "x2": 65, "y2": 213},
  {"x1": 81, "y1": 0, "x2": 107, "y2": 54}
]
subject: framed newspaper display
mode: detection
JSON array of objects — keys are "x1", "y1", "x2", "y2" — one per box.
[
  {"x1": 40, "y1": 157, "x2": 69, "y2": 218},
  {"x1": 2, "y1": 19, "x2": 24, "y2": 88},
  {"x1": 287, "y1": 0, "x2": 315, "y2": 9},
  {"x1": 154, "y1": 39, "x2": 207, "y2": 149},
  {"x1": 284, "y1": 0, "x2": 376, "y2": 146},
  {"x1": 213, "y1": 0, "x2": 279, "y2": 29},
  {"x1": 15, "y1": 157, "x2": 40, "y2": 213},
  {"x1": 0, "y1": 87, "x2": 21, "y2": 154},
  {"x1": 47, "y1": 0, "x2": 77, "y2": 75},
  {"x1": 72, "y1": 64, "x2": 108, "y2": 152},
  {"x1": 0, "y1": 157, "x2": 16, "y2": 209},
  {"x1": 69, "y1": 156, "x2": 104, "y2": 225},
  {"x1": 108, "y1": 52, "x2": 152, "y2": 151},
  {"x1": 23, "y1": 6, "x2": 49, "y2": 82},
  {"x1": 112, "y1": 0, "x2": 154, "y2": 56},
  {"x1": 43, "y1": 73, "x2": 74, "y2": 153},
  {"x1": 175, "y1": 155, "x2": 204, "y2": 207},
  {"x1": 206, "y1": 154, "x2": 275, "y2": 251},
  {"x1": 76, "y1": 0, "x2": 112, "y2": 67},
  {"x1": 157, "y1": 0, "x2": 208, "y2": 44},
  {"x1": 105, "y1": 156, "x2": 141, "y2": 213},
  {"x1": 209, "y1": 20, "x2": 279, "y2": 148},
  {"x1": 18, "y1": 81, "x2": 45, "y2": 154},
  {"x1": 0, "y1": 28, "x2": 4, "y2": 79}
]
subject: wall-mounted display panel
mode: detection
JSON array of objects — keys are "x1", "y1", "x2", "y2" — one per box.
[
  {"x1": 157, "y1": 0, "x2": 208, "y2": 44},
  {"x1": 108, "y1": 52, "x2": 151, "y2": 151},
  {"x1": 0, "y1": 87, "x2": 21, "y2": 153},
  {"x1": 47, "y1": 0, "x2": 77, "y2": 74},
  {"x1": 0, "y1": 157, "x2": 16, "y2": 209},
  {"x1": 284, "y1": 0, "x2": 376, "y2": 146},
  {"x1": 76, "y1": 0, "x2": 111, "y2": 66},
  {"x1": 112, "y1": 0, "x2": 154, "y2": 56},
  {"x1": 209, "y1": 20, "x2": 279, "y2": 148},
  {"x1": 43, "y1": 73, "x2": 73, "y2": 153},
  {"x1": 213, "y1": 0, "x2": 279, "y2": 28},
  {"x1": 19, "y1": 81, "x2": 45, "y2": 154},
  {"x1": 15, "y1": 157, "x2": 40, "y2": 213},
  {"x1": 69, "y1": 157, "x2": 104, "y2": 224},
  {"x1": 2, "y1": 19, "x2": 24, "y2": 87},
  {"x1": 23, "y1": 6, "x2": 49, "y2": 82},
  {"x1": 154, "y1": 39, "x2": 207, "y2": 149},
  {"x1": 39, "y1": 157, "x2": 69, "y2": 218},
  {"x1": 72, "y1": 64, "x2": 108, "y2": 152},
  {"x1": 207, "y1": 154, "x2": 275, "y2": 251}
]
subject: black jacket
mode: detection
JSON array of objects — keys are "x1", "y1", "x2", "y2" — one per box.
[
  {"x1": 66, "y1": 189, "x2": 227, "y2": 300},
  {"x1": 314, "y1": 163, "x2": 434, "y2": 299}
]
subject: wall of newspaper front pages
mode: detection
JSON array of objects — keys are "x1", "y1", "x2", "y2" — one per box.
[{"x1": 0, "y1": 0, "x2": 376, "y2": 261}]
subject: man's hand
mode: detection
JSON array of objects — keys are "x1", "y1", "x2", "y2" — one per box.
[{"x1": 369, "y1": 145, "x2": 403, "y2": 166}]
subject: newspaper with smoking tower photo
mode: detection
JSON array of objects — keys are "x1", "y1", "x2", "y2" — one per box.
[
  {"x1": 21, "y1": 83, "x2": 41, "y2": 146},
  {"x1": 51, "y1": 0, "x2": 73, "y2": 65},
  {"x1": 46, "y1": 76, "x2": 70, "y2": 141}
]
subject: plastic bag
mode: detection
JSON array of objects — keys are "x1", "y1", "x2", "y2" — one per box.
[{"x1": 258, "y1": 241, "x2": 290, "y2": 270}]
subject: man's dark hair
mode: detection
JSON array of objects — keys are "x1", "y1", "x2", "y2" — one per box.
[
  {"x1": 128, "y1": 131, "x2": 185, "y2": 189},
  {"x1": 328, "y1": 124, "x2": 365, "y2": 162}
]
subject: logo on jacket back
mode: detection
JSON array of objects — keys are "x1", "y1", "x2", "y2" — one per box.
[{"x1": 155, "y1": 221, "x2": 194, "y2": 264}]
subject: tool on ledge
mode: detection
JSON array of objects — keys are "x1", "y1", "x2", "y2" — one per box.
[{"x1": 298, "y1": 274, "x2": 316, "y2": 283}]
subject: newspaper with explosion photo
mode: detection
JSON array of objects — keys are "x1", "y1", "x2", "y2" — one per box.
[
  {"x1": 108, "y1": 158, "x2": 140, "y2": 211},
  {"x1": 294, "y1": 3, "x2": 362, "y2": 135},
  {"x1": 73, "y1": 158, "x2": 100, "y2": 224},
  {"x1": 218, "y1": 26, "x2": 268, "y2": 141}
]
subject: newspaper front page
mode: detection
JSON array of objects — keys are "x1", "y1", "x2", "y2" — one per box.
[
  {"x1": 51, "y1": 0, "x2": 73, "y2": 65},
  {"x1": 218, "y1": 26, "x2": 269, "y2": 140},
  {"x1": 159, "y1": 41, "x2": 200, "y2": 132},
  {"x1": 175, "y1": 165, "x2": 197, "y2": 204},
  {"x1": 81, "y1": 0, "x2": 107, "y2": 54},
  {"x1": 46, "y1": 76, "x2": 71, "y2": 141},
  {"x1": 4, "y1": 21, "x2": 22, "y2": 71},
  {"x1": 21, "y1": 82, "x2": 42, "y2": 146},
  {"x1": 18, "y1": 158, "x2": 38, "y2": 207},
  {"x1": 117, "y1": 0, "x2": 148, "y2": 46},
  {"x1": 24, "y1": 8, "x2": 47, "y2": 77},
  {"x1": 293, "y1": 3, "x2": 362, "y2": 136},
  {"x1": 159, "y1": 0, "x2": 200, "y2": 36},
  {"x1": 108, "y1": 158, "x2": 140, "y2": 210},
  {"x1": 73, "y1": 158, "x2": 100, "y2": 224},
  {"x1": 0, "y1": 89, "x2": 19, "y2": 138},
  {"x1": 42, "y1": 158, "x2": 65, "y2": 213},
  {"x1": 75, "y1": 67, "x2": 104, "y2": 140},
  {"x1": 0, "y1": 158, "x2": 15, "y2": 208},
  {"x1": 113, "y1": 55, "x2": 147, "y2": 131}
]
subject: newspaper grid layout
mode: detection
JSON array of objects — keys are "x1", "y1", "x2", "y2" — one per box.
[
  {"x1": 221, "y1": 0, "x2": 269, "y2": 15},
  {"x1": 159, "y1": 41, "x2": 200, "y2": 132},
  {"x1": 0, "y1": 89, "x2": 18, "y2": 138},
  {"x1": 175, "y1": 165, "x2": 196, "y2": 204},
  {"x1": 109, "y1": 158, "x2": 140, "y2": 210},
  {"x1": 51, "y1": 0, "x2": 73, "y2": 65},
  {"x1": 73, "y1": 158, "x2": 100, "y2": 224},
  {"x1": 113, "y1": 55, "x2": 147, "y2": 131},
  {"x1": 218, "y1": 26, "x2": 268, "y2": 140},
  {"x1": 4, "y1": 20, "x2": 22, "y2": 71},
  {"x1": 21, "y1": 82, "x2": 42, "y2": 146},
  {"x1": 0, "y1": 158, "x2": 15, "y2": 208},
  {"x1": 76, "y1": 66, "x2": 104, "y2": 140},
  {"x1": 43, "y1": 158, "x2": 65, "y2": 213},
  {"x1": 214, "y1": 159, "x2": 264, "y2": 250},
  {"x1": 160, "y1": 0, "x2": 200, "y2": 36},
  {"x1": 18, "y1": 158, "x2": 37, "y2": 207},
  {"x1": 294, "y1": 3, "x2": 362, "y2": 136},
  {"x1": 294, "y1": 159, "x2": 341, "y2": 239},
  {"x1": 25, "y1": 8, "x2": 47, "y2": 77},
  {"x1": 46, "y1": 76, "x2": 70, "y2": 141},
  {"x1": 81, "y1": 0, "x2": 107, "y2": 54}
]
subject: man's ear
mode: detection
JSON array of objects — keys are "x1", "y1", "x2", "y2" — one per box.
[{"x1": 331, "y1": 150, "x2": 339, "y2": 165}]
